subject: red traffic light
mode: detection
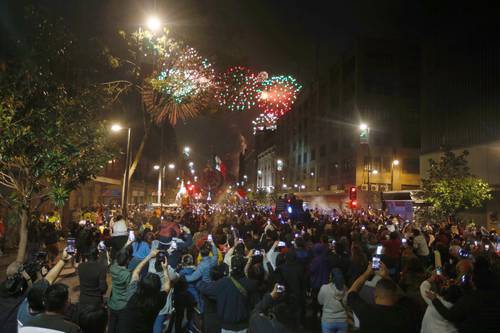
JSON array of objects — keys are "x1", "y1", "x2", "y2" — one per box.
[
  {"x1": 350, "y1": 200, "x2": 358, "y2": 209},
  {"x1": 349, "y1": 186, "x2": 357, "y2": 200}
]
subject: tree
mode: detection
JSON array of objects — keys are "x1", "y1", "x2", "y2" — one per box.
[
  {"x1": 0, "y1": 7, "x2": 116, "y2": 265},
  {"x1": 421, "y1": 149, "x2": 492, "y2": 221},
  {"x1": 106, "y1": 28, "x2": 217, "y2": 182}
]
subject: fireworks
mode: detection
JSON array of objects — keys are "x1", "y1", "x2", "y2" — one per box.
[
  {"x1": 215, "y1": 66, "x2": 260, "y2": 112},
  {"x1": 257, "y1": 75, "x2": 302, "y2": 118},
  {"x1": 252, "y1": 113, "x2": 277, "y2": 134},
  {"x1": 151, "y1": 46, "x2": 214, "y2": 104}
]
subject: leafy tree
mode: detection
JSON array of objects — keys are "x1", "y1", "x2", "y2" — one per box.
[
  {"x1": 0, "y1": 7, "x2": 116, "y2": 265},
  {"x1": 421, "y1": 149, "x2": 492, "y2": 220}
]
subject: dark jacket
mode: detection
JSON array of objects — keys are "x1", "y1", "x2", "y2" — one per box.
[
  {"x1": 78, "y1": 261, "x2": 108, "y2": 306},
  {"x1": 198, "y1": 274, "x2": 256, "y2": 331},
  {"x1": 309, "y1": 244, "x2": 331, "y2": 290},
  {"x1": 248, "y1": 293, "x2": 293, "y2": 333},
  {"x1": 432, "y1": 289, "x2": 500, "y2": 333}
]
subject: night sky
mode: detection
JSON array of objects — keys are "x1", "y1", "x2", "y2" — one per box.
[{"x1": 1, "y1": 0, "x2": 498, "y2": 170}]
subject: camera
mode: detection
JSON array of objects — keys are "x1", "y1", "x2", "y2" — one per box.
[
  {"x1": 66, "y1": 238, "x2": 76, "y2": 255},
  {"x1": 253, "y1": 250, "x2": 261, "y2": 256},
  {"x1": 371, "y1": 257, "x2": 381, "y2": 270},
  {"x1": 276, "y1": 284, "x2": 285, "y2": 293}
]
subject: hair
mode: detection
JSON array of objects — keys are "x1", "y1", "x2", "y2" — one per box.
[
  {"x1": 272, "y1": 299, "x2": 297, "y2": 329},
  {"x1": 136, "y1": 273, "x2": 162, "y2": 310},
  {"x1": 78, "y1": 305, "x2": 108, "y2": 333},
  {"x1": 27, "y1": 282, "x2": 48, "y2": 312},
  {"x1": 247, "y1": 262, "x2": 265, "y2": 282},
  {"x1": 116, "y1": 250, "x2": 130, "y2": 267},
  {"x1": 84, "y1": 247, "x2": 99, "y2": 262},
  {"x1": 44, "y1": 283, "x2": 69, "y2": 313},
  {"x1": 375, "y1": 278, "x2": 399, "y2": 302},
  {"x1": 231, "y1": 255, "x2": 246, "y2": 277},
  {"x1": 234, "y1": 243, "x2": 246, "y2": 256},
  {"x1": 115, "y1": 215, "x2": 124, "y2": 221},
  {"x1": 390, "y1": 231, "x2": 399, "y2": 240},
  {"x1": 182, "y1": 254, "x2": 194, "y2": 266},
  {"x1": 210, "y1": 264, "x2": 227, "y2": 281},
  {"x1": 330, "y1": 268, "x2": 345, "y2": 290},
  {"x1": 350, "y1": 244, "x2": 367, "y2": 267},
  {"x1": 200, "y1": 242, "x2": 211, "y2": 257},
  {"x1": 412, "y1": 229, "x2": 421, "y2": 237}
]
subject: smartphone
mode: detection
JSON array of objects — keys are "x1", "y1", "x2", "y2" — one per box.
[
  {"x1": 278, "y1": 241, "x2": 286, "y2": 247},
  {"x1": 171, "y1": 241, "x2": 177, "y2": 250},
  {"x1": 238, "y1": 238, "x2": 243, "y2": 243},
  {"x1": 402, "y1": 238, "x2": 407, "y2": 245},
  {"x1": 207, "y1": 234, "x2": 213, "y2": 242},
  {"x1": 98, "y1": 241, "x2": 106, "y2": 252},
  {"x1": 372, "y1": 257, "x2": 381, "y2": 270},
  {"x1": 253, "y1": 250, "x2": 261, "y2": 256},
  {"x1": 376, "y1": 245, "x2": 383, "y2": 255},
  {"x1": 128, "y1": 230, "x2": 135, "y2": 242},
  {"x1": 474, "y1": 240, "x2": 478, "y2": 246},
  {"x1": 158, "y1": 251, "x2": 167, "y2": 264},
  {"x1": 267, "y1": 220, "x2": 271, "y2": 225},
  {"x1": 436, "y1": 267, "x2": 442, "y2": 275},
  {"x1": 361, "y1": 226, "x2": 366, "y2": 231},
  {"x1": 66, "y1": 238, "x2": 76, "y2": 255},
  {"x1": 276, "y1": 284, "x2": 285, "y2": 293},
  {"x1": 231, "y1": 226, "x2": 234, "y2": 231},
  {"x1": 485, "y1": 244, "x2": 490, "y2": 251},
  {"x1": 294, "y1": 233, "x2": 299, "y2": 238},
  {"x1": 331, "y1": 240, "x2": 336, "y2": 245}
]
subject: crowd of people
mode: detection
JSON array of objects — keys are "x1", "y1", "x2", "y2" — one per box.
[{"x1": 1, "y1": 201, "x2": 500, "y2": 333}]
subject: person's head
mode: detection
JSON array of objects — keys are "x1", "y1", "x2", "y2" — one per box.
[
  {"x1": 200, "y1": 242, "x2": 212, "y2": 257},
  {"x1": 136, "y1": 273, "x2": 162, "y2": 309},
  {"x1": 374, "y1": 278, "x2": 399, "y2": 306},
  {"x1": 116, "y1": 249, "x2": 130, "y2": 267},
  {"x1": 389, "y1": 231, "x2": 399, "y2": 240},
  {"x1": 44, "y1": 283, "x2": 69, "y2": 313},
  {"x1": 115, "y1": 215, "x2": 124, "y2": 222},
  {"x1": 27, "y1": 280, "x2": 49, "y2": 313},
  {"x1": 84, "y1": 247, "x2": 99, "y2": 262},
  {"x1": 78, "y1": 305, "x2": 108, "y2": 333},
  {"x1": 330, "y1": 268, "x2": 345, "y2": 290},
  {"x1": 181, "y1": 254, "x2": 194, "y2": 266},
  {"x1": 234, "y1": 242, "x2": 246, "y2": 256},
  {"x1": 210, "y1": 264, "x2": 227, "y2": 281},
  {"x1": 271, "y1": 299, "x2": 297, "y2": 330},
  {"x1": 247, "y1": 262, "x2": 265, "y2": 282},
  {"x1": 231, "y1": 255, "x2": 246, "y2": 277},
  {"x1": 412, "y1": 229, "x2": 421, "y2": 237}
]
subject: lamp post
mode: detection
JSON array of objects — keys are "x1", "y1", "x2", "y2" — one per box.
[
  {"x1": 111, "y1": 124, "x2": 132, "y2": 219},
  {"x1": 391, "y1": 159, "x2": 399, "y2": 191}
]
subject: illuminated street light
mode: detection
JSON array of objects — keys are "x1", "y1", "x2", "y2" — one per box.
[
  {"x1": 111, "y1": 124, "x2": 123, "y2": 132},
  {"x1": 110, "y1": 123, "x2": 132, "y2": 218},
  {"x1": 257, "y1": 170, "x2": 262, "y2": 175},
  {"x1": 146, "y1": 16, "x2": 161, "y2": 32},
  {"x1": 392, "y1": 159, "x2": 400, "y2": 166},
  {"x1": 191, "y1": 169, "x2": 195, "y2": 174},
  {"x1": 188, "y1": 161, "x2": 194, "y2": 167},
  {"x1": 168, "y1": 163, "x2": 175, "y2": 170},
  {"x1": 282, "y1": 184, "x2": 288, "y2": 188},
  {"x1": 183, "y1": 146, "x2": 191, "y2": 155},
  {"x1": 300, "y1": 184, "x2": 306, "y2": 189},
  {"x1": 372, "y1": 169, "x2": 379, "y2": 175},
  {"x1": 310, "y1": 172, "x2": 315, "y2": 176},
  {"x1": 359, "y1": 123, "x2": 368, "y2": 131},
  {"x1": 153, "y1": 165, "x2": 160, "y2": 170},
  {"x1": 294, "y1": 184, "x2": 298, "y2": 188},
  {"x1": 243, "y1": 175, "x2": 248, "y2": 180}
]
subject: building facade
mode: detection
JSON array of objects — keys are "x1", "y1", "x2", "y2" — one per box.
[
  {"x1": 276, "y1": 38, "x2": 421, "y2": 209},
  {"x1": 420, "y1": 42, "x2": 500, "y2": 227}
]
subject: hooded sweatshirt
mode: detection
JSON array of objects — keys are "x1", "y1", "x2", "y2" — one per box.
[
  {"x1": 108, "y1": 263, "x2": 132, "y2": 311},
  {"x1": 318, "y1": 283, "x2": 348, "y2": 323}
]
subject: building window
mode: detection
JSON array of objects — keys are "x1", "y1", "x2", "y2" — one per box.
[
  {"x1": 303, "y1": 152, "x2": 308, "y2": 164},
  {"x1": 297, "y1": 154, "x2": 301, "y2": 165},
  {"x1": 310, "y1": 149, "x2": 316, "y2": 161},
  {"x1": 403, "y1": 158, "x2": 420, "y2": 174}
]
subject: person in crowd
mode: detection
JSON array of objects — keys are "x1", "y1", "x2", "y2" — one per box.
[
  {"x1": 108, "y1": 248, "x2": 132, "y2": 333},
  {"x1": 78, "y1": 247, "x2": 107, "y2": 307},
  {"x1": 420, "y1": 274, "x2": 461, "y2": 333},
  {"x1": 184, "y1": 240, "x2": 219, "y2": 283},
  {"x1": 118, "y1": 249, "x2": 171, "y2": 333},
  {"x1": 127, "y1": 230, "x2": 153, "y2": 271},
  {"x1": 309, "y1": 242, "x2": 332, "y2": 321},
  {"x1": 198, "y1": 255, "x2": 257, "y2": 333},
  {"x1": 248, "y1": 283, "x2": 297, "y2": 333},
  {"x1": 20, "y1": 283, "x2": 81, "y2": 333},
  {"x1": 78, "y1": 304, "x2": 108, "y2": 333},
  {"x1": 317, "y1": 268, "x2": 348, "y2": 333},
  {"x1": 43, "y1": 222, "x2": 59, "y2": 267},
  {"x1": 347, "y1": 243, "x2": 368, "y2": 286},
  {"x1": 203, "y1": 264, "x2": 227, "y2": 333},
  {"x1": 347, "y1": 261, "x2": 419, "y2": 332},
  {"x1": 17, "y1": 248, "x2": 73, "y2": 329},
  {"x1": 412, "y1": 229, "x2": 430, "y2": 267},
  {"x1": 381, "y1": 231, "x2": 402, "y2": 278},
  {"x1": 426, "y1": 256, "x2": 500, "y2": 333},
  {"x1": 109, "y1": 215, "x2": 129, "y2": 259}
]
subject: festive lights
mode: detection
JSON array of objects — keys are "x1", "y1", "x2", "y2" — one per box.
[
  {"x1": 257, "y1": 75, "x2": 302, "y2": 118},
  {"x1": 215, "y1": 66, "x2": 260, "y2": 112},
  {"x1": 252, "y1": 113, "x2": 277, "y2": 134}
]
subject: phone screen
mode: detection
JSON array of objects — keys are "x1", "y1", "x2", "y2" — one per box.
[
  {"x1": 98, "y1": 241, "x2": 106, "y2": 251},
  {"x1": 436, "y1": 267, "x2": 442, "y2": 275},
  {"x1": 278, "y1": 241, "x2": 286, "y2": 247},
  {"x1": 66, "y1": 238, "x2": 76, "y2": 254},
  {"x1": 376, "y1": 245, "x2": 383, "y2": 255},
  {"x1": 171, "y1": 241, "x2": 177, "y2": 250},
  {"x1": 372, "y1": 257, "x2": 381, "y2": 270},
  {"x1": 253, "y1": 250, "x2": 261, "y2": 256},
  {"x1": 402, "y1": 238, "x2": 407, "y2": 245},
  {"x1": 128, "y1": 230, "x2": 135, "y2": 242},
  {"x1": 207, "y1": 234, "x2": 213, "y2": 242},
  {"x1": 277, "y1": 284, "x2": 285, "y2": 293}
]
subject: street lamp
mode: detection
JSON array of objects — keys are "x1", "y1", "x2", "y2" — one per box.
[
  {"x1": 372, "y1": 169, "x2": 379, "y2": 175},
  {"x1": 359, "y1": 123, "x2": 368, "y2": 131},
  {"x1": 111, "y1": 123, "x2": 132, "y2": 219},
  {"x1": 146, "y1": 16, "x2": 161, "y2": 32},
  {"x1": 188, "y1": 161, "x2": 194, "y2": 168},
  {"x1": 391, "y1": 159, "x2": 400, "y2": 190},
  {"x1": 183, "y1": 146, "x2": 191, "y2": 155},
  {"x1": 168, "y1": 163, "x2": 175, "y2": 170},
  {"x1": 310, "y1": 172, "x2": 315, "y2": 177},
  {"x1": 153, "y1": 165, "x2": 160, "y2": 170}
]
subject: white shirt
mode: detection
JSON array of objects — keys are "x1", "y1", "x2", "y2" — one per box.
[
  {"x1": 420, "y1": 280, "x2": 458, "y2": 333},
  {"x1": 413, "y1": 234, "x2": 430, "y2": 256}
]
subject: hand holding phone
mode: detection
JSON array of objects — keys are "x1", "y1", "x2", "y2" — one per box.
[
  {"x1": 207, "y1": 234, "x2": 213, "y2": 242},
  {"x1": 276, "y1": 284, "x2": 285, "y2": 293},
  {"x1": 371, "y1": 257, "x2": 381, "y2": 270},
  {"x1": 128, "y1": 230, "x2": 135, "y2": 242},
  {"x1": 66, "y1": 238, "x2": 76, "y2": 255}
]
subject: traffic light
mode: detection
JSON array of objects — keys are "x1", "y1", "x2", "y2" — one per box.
[
  {"x1": 350, "y1": 200, "x2": 358, "y2": 209},
  {"x1": 349, "y1": 186, "x2": 357, "y2": 201}
]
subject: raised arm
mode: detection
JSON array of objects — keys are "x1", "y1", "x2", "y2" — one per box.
[
  {"x1": 131, "y1": 249, "x2": 159, "y2": 282},
  {"x1": 160, "y1": 257, "x2": 171, "y2": 293},
  {"x1": 45, "y1": 248, "x2": 72, "y2": 284}
]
